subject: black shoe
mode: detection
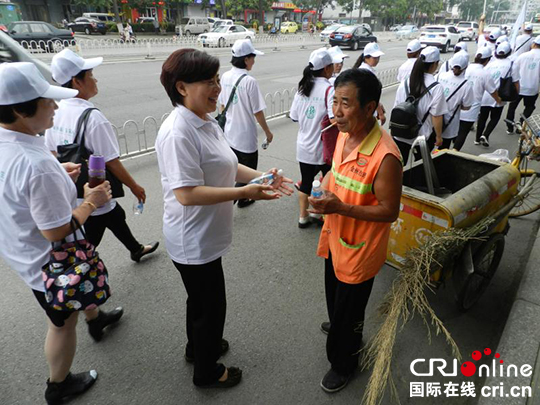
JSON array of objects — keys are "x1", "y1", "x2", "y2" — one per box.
[
  {"x1": 320, "y1": 321, "x2": 330, "y2": 335},
  {"x1": 131, "y1": 241, "x2": 159, "y2": 263},
  {"x1": 320, "y1": 369, "x2": 351, "y2": 393},
  {"x1": 45, "y1": 370, "x2": 98, "y2": 405},
  {"x1": 196, "y1": 366, "x2": 242, "y2": 389},
  {"x1": 87, "y1": 307, "x2": 124, "y2": 342},
  {"x1": 185, "y1": 339, "x2": 229, "y2": 363},
  {"x1": 237, "y1": 199, "x2": 255, "y2": 208},
  {"x1": 298, "y1": 217, "x2": 311, "y2": 229}
]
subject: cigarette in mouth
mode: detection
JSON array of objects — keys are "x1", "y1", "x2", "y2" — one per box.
[{"x1": 321, "y1": 122, "x2": 337, "y2": 133}]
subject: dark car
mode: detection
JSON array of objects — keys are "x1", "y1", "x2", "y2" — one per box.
[
  {"x1": 68, "y1": 17, "x2": 107, "y2": 35},
  {"x1": 7, "y1": 21, "x2": 75, "y2": 52},
  {"x1": 329, "y1": 25, "x2": 377, "y2": 50}
]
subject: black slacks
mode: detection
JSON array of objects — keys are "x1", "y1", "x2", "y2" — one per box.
[
  {"x1": 454, "y1": 120, "x2": 475, "y2": 151},
  {"x1": 476, "y1": 106, "x2": 504, "y2": 141},
  {"x1": 325, "y1": 253, "x2": 375, "y2": 375},
  {"x1": 84, "y1": 203, "x2": 142, "y2": 253},
  {"x1": 173, "y1": 258, "x2": 227, "y2": 386},
  {"x1": 231, "y1": 147, "x2": 258, "y2": 203},
  {"x1": 506, "y1": 94, "x2": 539, "y2": 131}
]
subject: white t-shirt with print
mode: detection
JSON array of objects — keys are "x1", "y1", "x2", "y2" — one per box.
[
  {"x1": 436, "y1": 71, "x2": 475, "y2": 139},
  {"x1": 513, "y1": 34, "x2": 533, "y2": 59},
  {"x1": 0, "y1": 128, "x2": 78, "y2": 292},
  {"x1": 397, "y1": 58, "x2": 416, "y2": 82},
  {"x1": 155, "y1": 105, "x2": 238, "y2": 265},
  {"x1": 218, "y1": 67, "x2": 266, "y2": 154},
  {"x1": 461, "y1": 63, "x2": 498, "y2": 122},
  {"x1": 289, "y1": 77, "x2": 333, "y2": 165},
  {"x1": 481, "y1": 58, "x2": 520, "y2": 107},
  {"x1": 515, "y1": 48, "x2": 540, "y2": 96},
  {"x1": 44, "y1": 98, "x2": 120, "y2": 216},
  {"x1": 393, "y1": 73, "x2": 448, "y2": 145}
]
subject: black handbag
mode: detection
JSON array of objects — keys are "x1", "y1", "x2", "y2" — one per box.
[
  {"x1": 498, "y1": 62, "x2": 519, "y2": 102},
  {"x1": 56, "y1": 108, "x2": 124, "y2": 199},
  {"x1": 215, "y1": 74, "x2": 247, "y2": 130}
]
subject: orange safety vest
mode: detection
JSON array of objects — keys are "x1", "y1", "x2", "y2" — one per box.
[{"x1": 317, "y1": 121, "x2": 402, "y2": 284}]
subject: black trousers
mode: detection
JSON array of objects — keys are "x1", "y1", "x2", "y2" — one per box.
[
  {"x1": 84, "y1": 203, "x2": 142, "y2": 254},
  {"x1": 506, "y1": 94, "x2": 539, "y2": 131},
  {"x1": 325, "y1": 253, "x2": 375, "y2": 375},
  {"x1": 394, "y1": 132, "x2": 436, "y2": 165},
  {"x1": 454, "y1": 120, "x2": 475, "y2": 151},
  {"x1": 476, "y1": 106, "x2": 504, "y2": 141},
  {"x1": 231, "y1": 147, "x2": 258, "y2": 202},
  {"x1": 174, "y1": 258, "x2": 227, "y2": 386}
]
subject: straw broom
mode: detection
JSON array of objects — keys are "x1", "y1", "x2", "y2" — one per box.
[{"x1": 361, "y1": 217, "x2": 494, "y2": 405}]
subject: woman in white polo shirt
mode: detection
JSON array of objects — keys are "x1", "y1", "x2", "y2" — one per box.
[
  {"x1": 0, "y1": 63, "x2": 112, "y2": 404},
  {"x1": 156, "y1": 49, "x2": 291, "y2": 389},
  {"x1": 290, "y1": 49, "x2": 334, "y2": 228},
  {"x1": 219, "y1": 39, "x2": 274, "y2": 208}
]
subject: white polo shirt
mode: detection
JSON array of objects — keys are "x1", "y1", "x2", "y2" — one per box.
[
  {"x1": 44, "y1": 98, "x2": 120, "y2": 216},
  {"x1": 289, "y1": 77, "x2": 333, "y2": 165},
  {"x1": 218, "y1": 67, "x2": 266, "y2": 154},
  {"x1": 515, "y1": 48, "x2": 540, "y2": 96},
  {"x1": 436, "y1": 71, "x2": 474, "y2": 139},
  {"x1": 481, "y1": 58, "x2": 520, "y2": 107},
  {"x1": 397, "y1": 58, "x2": 416, "y2": 82},
  {"x1": 0, "y1": 128, "x2": 77, "y2": 292},
  {"x1": 393, "y1": 73, "x2": 448, "y2": 145},
  {"x1": 513, "y1": 34, "x2": 533, "y2": 59},
  {"x1": 359, "y1": 62, "x2": 375, "y2": 74},
  {"x1": 461, "y1": 63, "x2": 498, "y2": 122},
  {"x1": 155, "y1": 105, "x2": 238, "y2": 265}
]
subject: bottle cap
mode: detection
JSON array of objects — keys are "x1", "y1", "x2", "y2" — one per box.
[
  {"x1": 312, "y1": 180, "x2": 321, "y2": 188},
  {"x1": 277, "y1": 169, "x2": 283, "y2": 176},
  {"x1": 89, "y1": 155, "x2": 105, "y2": 171}
]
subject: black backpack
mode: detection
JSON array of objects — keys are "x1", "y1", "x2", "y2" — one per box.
[
  {"x1": 498, "y1": 62, "x2": 519, "y2": 102},
  {"x1": 390, "y1": 80, "x2": 439, "y2": 139}
]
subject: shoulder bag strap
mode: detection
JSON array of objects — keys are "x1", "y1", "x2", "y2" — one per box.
[
  {"x1": 515, "y1": 36, "x2": 532, "y2": 53},
  {"x1": 74, "y1": 107, "x2": 98, "y2": 158},
  {"x1": 446, "y1": 79, "x2": 468, "y2": 103},
  {"x1": 222, "y1": 74, "x2": 247, "y2": 116},
  {"x1": 505, "y1": 61, "x2": 514, "y2": 79},
  {"x1": 418, "y1": 82, "x2": 440, "y2": 126},
  {"x1": 443, "y1": 80, "x2": 468, "y2": 130}
]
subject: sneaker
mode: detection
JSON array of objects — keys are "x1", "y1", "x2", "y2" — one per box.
[
  {"x1": 87, "y1": 307, "x2": 124, "y2": 342},
  {"x1": 298, "y1": 216, "x2": 311, "y2": 229},
  {"x1": 474, "y1": 140, "x2": 480, "y2": 145},
  {"x1": 320, "y1": 321, "x2": 331, "y2": 335},
  {"x1": 506, "y1": 129, "x2": 514, "y2": 135},
  {"x1": 185, "y1": 339, "x2": 229, "y2": 363},
  {"x1": 480, "y1": 136, "x2": 489, "y2": 147},
  {"x1": 309, "y1": 213, "x2": 324, "y2": 226},
  {"x1": 45, "y1": 370, "x2": 98, "y2": 405},
  {"x1": 320, "y1": 369, "x2": 351, "y2": 393}
]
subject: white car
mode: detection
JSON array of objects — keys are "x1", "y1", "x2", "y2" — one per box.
[
  {"x1": 198, "y1": 25, "x2": 254, "y2": 47},
  {"x1": 395, "y1": 24, "x2": 419, "y2": 39},
  {"x1": 455, "y1": 21, "x2": 479, "y2": 41},
  {"x1": 420, "y1": 25, "x2": 460, "y2": 53},
  {"x1": 212, "y1": 19, "x2": 234, "y2": 29},
  {"x1": 319, "y1": 24, "x2": 344, "y2": 41}
]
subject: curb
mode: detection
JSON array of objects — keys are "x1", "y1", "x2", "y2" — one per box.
[{"x1": 477, "y1": 214, "x2": 540, "y2": 405}]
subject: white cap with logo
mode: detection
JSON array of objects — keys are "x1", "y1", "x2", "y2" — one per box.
[
  {"x1": 309, "y1": 48, "x2": 333, "y2": 70},
  {"x1": 328, "y1": 46, "x2": 349, "y2": 63},
  {"x1": 51, "y1": 49, "x2": 103, "y2": 85},
  {"x1": 534, "y1": 36, "x2": 540, "y2": 45},
  {"x1": 232, "y1": 39, "x2": 264, "y2": 58},
  {"x1": 496, "y1": 35, "x2": 508, "y2": 45},
  {"x1": 525, "y1": 23, "x2": 533, "y2": 31},
  {"x1": 363, "y1": 42, "x2": 384, "y2": 57},
  {"x1": 450, "y1": 52, "x2": 469, "y2": 69},
  {"x1": 476, "y1": 46, "x2": 493, "y2": 59},
  {"x1": 496, "y1": 41, "x2": 512, "y2": 56},
  {"x1": 407, "y1": 39, "x2": 422, "y2": 53},
  {"x1": 455, "y1": 41, "x2": 468, "y2": 52},
  {"x1": 421, "y1": 46, "x2": 440, "y2": 63},
  {"x1": 0, "y1": 62, "x2": 78, "y2": 105}
]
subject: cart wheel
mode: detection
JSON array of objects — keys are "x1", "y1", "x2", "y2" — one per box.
[
  {"x1": 456, "y1": 234, "x2": 505, "y2": 311},
  {"x1": 510, "y1": 165, "x2": 540, "y2": 218}
]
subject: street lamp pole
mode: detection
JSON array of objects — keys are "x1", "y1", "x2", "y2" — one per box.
[{"x1": 483, "y1": 0, "x2": 488, "y2": 15}]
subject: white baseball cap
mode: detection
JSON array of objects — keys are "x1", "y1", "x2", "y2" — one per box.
[
  {"x1": 450, "y1": 53, "x2": 469, "y2": 69},
  {"x1": 525, "y1": 23, "x2": 533, "y2": 31},
  {"x1": 421, "y1": 46, "x2": 440, "y2": 63},
  {"x1": 232, "y1": 39, "x2": 264, "y2": 58},
  {"x1": 496, "y1": 35, "x2": 508, "y2": 45},
  {"x1": 534, "y1": 36, "x2": 540, "y2": 45},
  {"x1": 407, "y1": 39, "x2": 422, "y2": 53},
  {"x1": 51, "y1": 49, "x2": 103, "y2": 85},
  {"x1": 309, "y1": 48, "x2": 333, "y2": 70},
  {"x1": 476, "y1": 46, "x2": 493, "y2": 59},
  {"x1": 363, "y1": 42, "x2": 384, "y2": 57},
  {"x1": 0, "y1": 62, "x2": 78, "y2": 106},
  {"x1": 455, "y1": 41, "x2": 468, "y2": 52},
  {"x1": 496, "y1": 41, "x2": 512, "y2": 56},
  {"x1": 489, "y1": 28, "x2": 502, "y2": 41},
  {"x1": 328, "y1": 46, "x2": 349, "y2": 63}
]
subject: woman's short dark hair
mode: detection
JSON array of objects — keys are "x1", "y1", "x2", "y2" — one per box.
[
  {"x1": 334, "y1": 68, "x2": 382, "y2": 108},
  {"x1": 61, "y1": 69, "x2": 89, "y2": 88},
  {"x1": 0, "y1": 98, "x2": 41, "y2": 124},
  {"x1": 475, "y1": 54, "x2": 491, "y2": 64},
  {"x1": 495, "y1": 51, "x2": 510, "y2": 59},
  {"x1": 161, "y1": 49, "x2": 220, "y2": 106},
  {"x1": 231, "y1": 53, "x2": 256, "y2": 69}
]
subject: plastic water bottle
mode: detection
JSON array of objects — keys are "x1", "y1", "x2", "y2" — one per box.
[
  {"x1": 262, "y1": 138, "x2": 270, "y2": 150},
  {"x1": 133, "y1": 200, "x2": 144, "y2": 215},
  {"x1": 311, "y1": 180, "x2": 324, "y2": 198},
  {"x1": 249, "y1": 169, "x2": 284, "y2": 185},
  {"x1": 88, "y1": 155, "x2": 106, "y2": 188}
]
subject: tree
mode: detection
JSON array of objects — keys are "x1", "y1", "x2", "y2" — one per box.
[{"x1": 72, "y1": 0, "x2": 112, "y2": 8}]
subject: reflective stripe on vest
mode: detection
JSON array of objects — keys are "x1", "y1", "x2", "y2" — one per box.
[{"x1": 331, "y1": 161, "x2": 373, "y2": 195}]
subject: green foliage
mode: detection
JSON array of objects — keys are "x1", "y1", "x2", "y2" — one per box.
[
  {"x1": 105, "y1": 21, "x2": 118, "y2": 32},
  {"x1": 71, "y1": 0, "x2": 112, "y2": 8},
  {"x1": 316, "y1": 21, "x2": 325, "y2": 29}
]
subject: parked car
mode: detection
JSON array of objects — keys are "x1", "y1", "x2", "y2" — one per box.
[
  {"x1": 7, "y1": 21, "x2": 75, "y2": 52},
  {"x1": 82, "y1": 13, "x2": 116, "y2": 23},
  {"x1": 389, "y1": 24, "x2": 402, "y2": 32},
  {"x1": 455, "y1": 21, "x2": 479, "y2": 41},
  {"x1": 212, "y1": 19, "x2": 234, "y2": 29},
  {"x1": 198, "y1": 24, "x2": 254, "y2": 47},
  {"x1": 0, "y1": 30, "x2": 51, "y2": 79},
  {"x1": 319, "y1": 23, "x2": 344, "y2": 41},
  {"x1": 420, "y1": 25, "x2": 460, "y2": 53},
  {"x1": 68, "y1": 17, "x2": 107, "y2": 35},
  {"x1": 175, "y1": 17, "x2": 211, "y2": 36},
  {"x1": 395, "y1": 24, "x2": 419, "y2": 39},
  {"x1": 136, "y1": 16, "x2": 155, "y2": 23},
  {"x1": 329, "y1": 25, "x2": 377, "y2": 51},
  {"x1": 280, "y1": 21, "x2": 298, "y2": 34}
]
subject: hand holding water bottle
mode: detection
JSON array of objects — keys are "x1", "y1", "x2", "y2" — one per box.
[
  {"x1": 308, "y1": 188, "x2": 343, "y2": 215},
  {"x1": 249, "y1": 168, "x2": 294, "y2": 196}
]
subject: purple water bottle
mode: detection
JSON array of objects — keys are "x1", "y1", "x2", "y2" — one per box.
[{"x1": 88, "y1": 155, "x2": 106, "y2": 188}]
